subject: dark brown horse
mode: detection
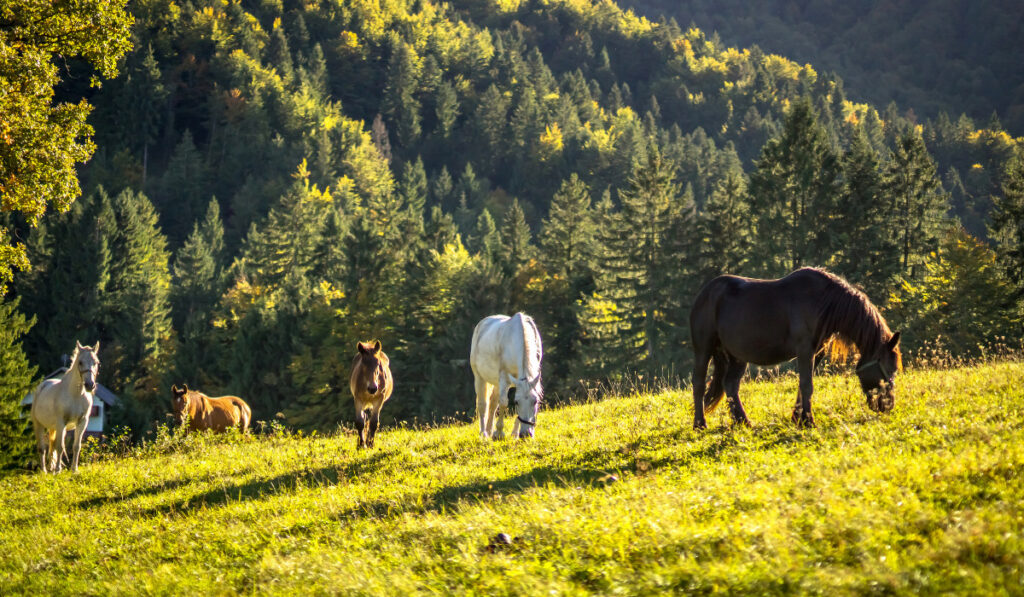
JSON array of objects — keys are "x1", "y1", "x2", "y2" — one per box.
[
  {"x1": 350, "y1": 340, "x2": 394, "y2": 449},
  {"x1": 171, "y1": 384, "x2": 252, "y2": 434},
  {"x1": 690, "y1": 267, "x2": 901, "y2": 429}
]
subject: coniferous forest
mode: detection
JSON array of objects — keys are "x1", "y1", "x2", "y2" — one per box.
[{"x1": 2, "y1": 0, "x2": 1023, "y2": 463}]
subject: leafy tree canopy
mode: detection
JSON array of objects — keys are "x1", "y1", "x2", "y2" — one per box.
[{"x1": 0, "y1": 0, "x2": 132, "y2": 291}]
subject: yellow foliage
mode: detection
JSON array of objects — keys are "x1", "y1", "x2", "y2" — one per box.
[
  {"x1": 763, "y1": 54, "x2": 802, "y2": 81},
  {"x1": 971, "y1": 163, "x2": 984, "y2": 170},
  {"x1": 339, "y1": 31, "x2": 360, "y2": 50},
  {"x1": 539, "y1": 123, "x2": 564, "y2": 159}
]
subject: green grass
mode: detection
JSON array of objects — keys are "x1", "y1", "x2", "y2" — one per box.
[{"x1": 2, "y1": 362, "x2": 1023, "y2": 595}]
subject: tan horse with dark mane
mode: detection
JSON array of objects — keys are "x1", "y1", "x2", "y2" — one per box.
[
  {"x1": 171, "y1": 384, "x2": 252, "y2": 434},
  {"x1": 350, "y1": 340, "x2": 393, "y2": 449}
]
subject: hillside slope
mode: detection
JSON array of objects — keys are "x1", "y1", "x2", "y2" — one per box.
[
  {"x1": 2, "y1": 362, "x2": 1022, "y2": 594},
  {"x1": 618, "y1": 0, "x2": 1024, "y2": 134}
]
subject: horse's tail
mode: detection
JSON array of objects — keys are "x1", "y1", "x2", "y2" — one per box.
[
  {"x1": 235, "y1": 398, "x2": 252, "y2": 433},
  {"x1": 702, "y1": 351, "x2": 727, "y2": 413}
]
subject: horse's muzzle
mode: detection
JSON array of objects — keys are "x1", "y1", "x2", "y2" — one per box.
[
  {"x1": 367, "y1": 384, "x2": 379, "y2": 395},
  {"x1": 84, "y1": 381, "x2": 96, "y2": 392}
]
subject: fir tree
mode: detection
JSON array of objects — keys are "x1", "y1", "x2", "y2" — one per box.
[
  {"x1": 989, "y1": 153, "x2": 1024, "y2": 298},
  {"x1": 881, "y1": 131, "x2": 950, "y2": 279},
  {"x1": 748, "y1": 98, "x2": 843, "y2": 276},
  {"x1": 696, "y1": 172, "x2": 752, "y2": 279},
  {"x1": 0, "y1": 297, "x2": 37, "y2": 473}
]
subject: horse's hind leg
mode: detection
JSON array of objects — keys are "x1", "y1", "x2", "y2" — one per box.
[
  {"x1": 724, "y1": 358, "x2": 751, "y2": 426},
  {"x1": 692, "y1": 350, "x2": 711, "y2": 429},
  {"x1": 34, "y1": 423, "x2": 49, "y2": 473},
  {"x1": 475, "y1": 377, "x2": 492, "y2": 441}
]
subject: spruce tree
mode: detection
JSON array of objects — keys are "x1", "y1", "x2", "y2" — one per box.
[
  {"x1": 0, "y1": 297, "x2": 37, "y2": 473},
  {"x1": 834, "y1": 131, "x2": 901, "y2": 300},
  {"x1": 881, "y1": 131, "x2": 950, "y2": 279},
  {"x1": 748, "y1": 98, "x2": 843, "y2": 276},
  {"x1": 171, "y1": 199, "x2": 227, "y2": 385},
  {"x1": 990, "y1": 153, "x2": 1024, "y2": 298},
  {"x1": 696, "y1": 172, "x2": 752, "y2": 280}
]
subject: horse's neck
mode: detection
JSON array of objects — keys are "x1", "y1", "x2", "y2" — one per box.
[
  {"x1": 514, "y1": 317, "x2": 539, "y2": 379},
  {"x1": 189, "y1": 394, "x2": 207, "y2": 420},
  {"x1": 62, "y1": 364, "x2": 85, "y2": 396}
]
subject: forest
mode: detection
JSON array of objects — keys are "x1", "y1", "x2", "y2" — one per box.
[{"x1": 1, "y1": 0, "x2": 1022, "y2": 468}]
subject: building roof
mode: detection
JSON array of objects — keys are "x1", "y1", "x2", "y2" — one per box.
[{"x1": 21, "y1": 367, "x2": 119, "y2": 407}]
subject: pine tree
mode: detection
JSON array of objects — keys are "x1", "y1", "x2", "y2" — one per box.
[
  {"x1": 156, "y1": 130, "x2": 210, "y2": 245},
  {"x1": 748, "y1": 98, "x2": 843, "y2": 276},
  {"x1": 881, "y1": 131, "x2": 950, "y2": 279},
  {"x1": 434, "y1": 81, "x2": 460, "y2": 138},
  {"x1": 989, "y1": 153, "x2": 1024, "y2": 298},
  {"x1": 833, "y1": 131, "x2": 901, "y2": 300},
  {"x1": 0, "y1": 297, "x2": 37, "y2": 473},
  {"x1": 171, "y1": 199, "x2": 227, "y2": 385},
  {"x1": 540, "y1": 174, "x2": 596, "y2": 282},
  {"x1": 399, "y1": 156, "x2": 428, "y2": 215},
  {"x1": 538, "y1": 174, "x2": 597, "y2": 392},
  {"x1": 103, "y1": 188, "x2": 174, "y2": 438},
  {"x1": 499, "y1": 198, "x2": 535, "y2": 280},
  {"x1": 580, "y1": 151, "x2": 687, "y2": 376},
  {"x1": 17, "y1": 188, "x2": 113, "y2": 370},
  {"x1": 696, "y1": 172, "x2": 752, "y2": 279}
]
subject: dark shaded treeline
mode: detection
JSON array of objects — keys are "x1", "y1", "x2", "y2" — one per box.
[{"x1": 3, "y1": 0, "x2": 1022, "y2": 448}]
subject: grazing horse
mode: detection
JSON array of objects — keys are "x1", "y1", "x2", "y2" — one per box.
[
  {"x1": 171, "y1": 384, "x2": 252, "y2": 434},
  {"x1": 471, "y1": 313, "x2": 543, "y2": 440},
  {"x1": 690, "y1": 267, "x2": 901, "y2": 429},
  {"x1": 32, "y1": 341, "x2": 101, "y2": 473},
  {"x1": 350, "y1": 341, "x2": 394, "y2": 449}
]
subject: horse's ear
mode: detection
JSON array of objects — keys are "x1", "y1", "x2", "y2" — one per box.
[
  {"x1": 76, "y1": 340, "x2": 84, "y2": 350},
  {"x1": 93, "y1": 340, "x2": 100, "y2": 352},
  {"x1": 171, "y1": 384, "x2": 179, "y2": 393},
  {"x1": 357, "y1": 342, "x2": 367, "y2": 355},
  {"x1": 373, "y1": 340, "x2": 381, "y2": 353},
  {"x1": 887, "y1": 331, "x2": 901, "y2": 350},
  {"x1": 183, "y1": 383, "x2": 190, "y2": 392}
]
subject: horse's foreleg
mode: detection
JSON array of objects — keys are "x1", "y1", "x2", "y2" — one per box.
[
  {"x1": 494, "y1": 381, "x2": 509, "y2": 441},
  {"x1": 475, "y1": 377, "x2": 491, "y2": 441},
  {"x1": 366, "y1": 403, "x2": 381, "y2": 449},
  {"x1": 71, "y1": 419, "x2": 88, "y2": 472},
  {"x1": 692, "y1": 351, "x2": 711, "y2": 429},
  {"x1": 54, "y1": 425, "x2": 69, "y2": 473},
  {"x1": 792, "y1": 355, "x2": 815, "y2": 427},
  {"x1": 724, "y1": 359, "x2": 751, "y2": 426},
  {"x1": 35, "y1": 423, "x2": 49, "y2": 473},
  {"x1": 354, "y1": 407, "x2": 366, "y2": 449}
]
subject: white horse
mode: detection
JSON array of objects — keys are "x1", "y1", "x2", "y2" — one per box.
[
  {"x1": 470, "y1": 313, "x2": 543, "y2": 440},
  {"x1": 31, "y1": 341, "x2": 100, "y2": 473}
]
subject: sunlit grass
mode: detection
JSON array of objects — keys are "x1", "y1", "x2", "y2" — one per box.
[{"x1": 1, "y1": 362, "x2": 1022, "y2": 594}]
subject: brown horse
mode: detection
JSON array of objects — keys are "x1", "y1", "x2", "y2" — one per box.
[
  {"x1": 690, "y1": 267, "x2": 901, "y2": 429},
  {"x1": 171, "y1": 384, "x2": 252, "y2": 434},
  {"x1": 350, "y1": 340, "x2": 393, "y2": 449}
]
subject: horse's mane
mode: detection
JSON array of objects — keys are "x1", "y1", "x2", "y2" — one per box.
[
  {"x1": 810, "y1": 268, "x2": 902, "y2": 369},
  {"x1": 519, "y1": 314, "x2": 544, "y2": 396}
]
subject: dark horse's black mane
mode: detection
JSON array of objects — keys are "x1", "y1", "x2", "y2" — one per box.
[{"x1": 807, "y1": 268, "x2": 898, "y2": 365}]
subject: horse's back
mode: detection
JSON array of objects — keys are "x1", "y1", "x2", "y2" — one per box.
[{"x1": 470, "y1": 315, "x2": 510, "y2": 376}]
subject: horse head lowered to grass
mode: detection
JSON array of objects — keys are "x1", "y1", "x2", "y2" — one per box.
[
  {"x1": 470, "y1": 313, "x2": 544, "y2": 440},
  {"x1": 689, "y1": 267, "x2": 901, "y2": 429}
]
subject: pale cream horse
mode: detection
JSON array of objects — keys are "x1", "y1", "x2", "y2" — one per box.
[
  {"x1": 31, "y1": 341, "x2": 100, "y2": 473},
  {"x1": 471, "y1": 313, "x2": 543, "y2": 440}
]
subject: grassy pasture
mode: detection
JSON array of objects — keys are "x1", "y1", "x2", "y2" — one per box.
[{"x1": 1, "y1": 362, "x2": 1022, "y2": 595}]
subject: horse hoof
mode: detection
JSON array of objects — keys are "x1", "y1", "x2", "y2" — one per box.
[{"x1": 693, "y1": 420, "x2": 708, "y2": 430}]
